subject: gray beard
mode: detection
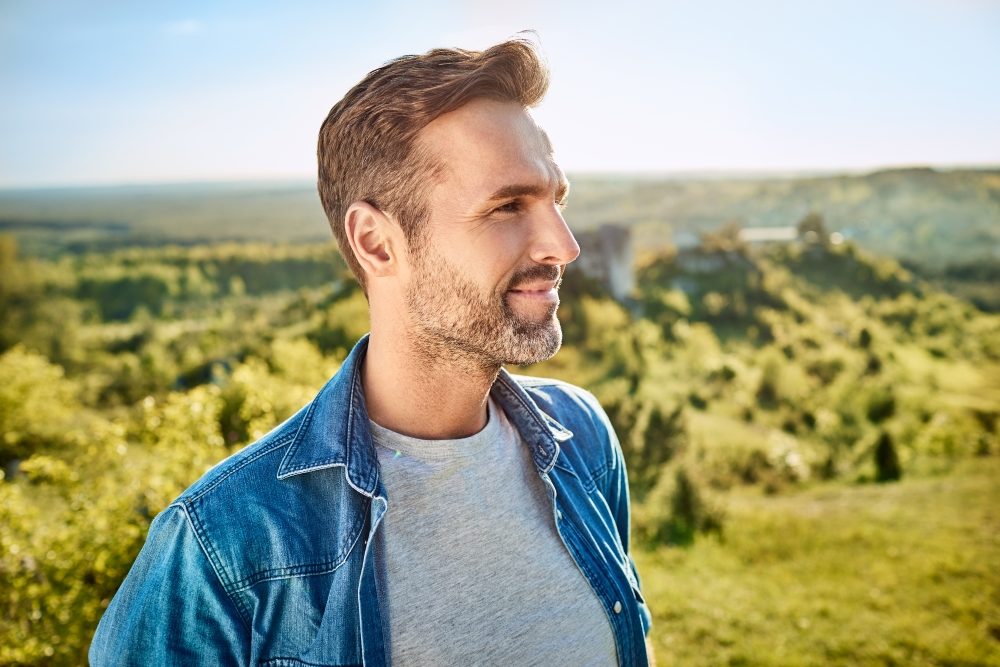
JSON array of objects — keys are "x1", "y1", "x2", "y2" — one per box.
[{"x1": 404, "y1": 258, "x2": 563, "y2": 372}]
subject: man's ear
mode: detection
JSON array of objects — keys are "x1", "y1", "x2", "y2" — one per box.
[{"x1": 344, "y1": 201, "x2": 400, "y2": 280}]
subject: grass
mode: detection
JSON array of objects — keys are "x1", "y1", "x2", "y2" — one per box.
[{"x1": 635, "y1": 456, "x2": 1000, "y2": 666}]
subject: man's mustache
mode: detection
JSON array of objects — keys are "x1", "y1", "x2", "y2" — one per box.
[{"x1": 506, "y1": 264, "x2": 563, "y2": 291}]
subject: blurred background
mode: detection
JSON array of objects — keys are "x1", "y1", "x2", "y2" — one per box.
[{"x1": 1, "y1": 1, "x2": 998, "y2": 664}]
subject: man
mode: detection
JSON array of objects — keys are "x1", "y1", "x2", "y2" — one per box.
[{"x1": 90, "y1": 38, "x2": 652, "y2": 666}]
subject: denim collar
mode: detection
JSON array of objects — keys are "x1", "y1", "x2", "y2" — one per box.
[{"x1": 276, "y1": 334, "x2": 573, "y2": 497}]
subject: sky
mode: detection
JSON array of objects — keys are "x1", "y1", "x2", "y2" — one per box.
[{"x1": 1, "y1": 0, "x2": 998, "y2": 188}]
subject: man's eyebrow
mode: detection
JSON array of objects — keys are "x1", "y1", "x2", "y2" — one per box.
[{"x1": 485, "y1": 180, "x2": 570, "y2": 203}]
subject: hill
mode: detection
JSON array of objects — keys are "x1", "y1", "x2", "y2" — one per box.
[
  {"x1": 1, "y1": 206, "x2": 998, "y2": 663},
  {"x1": 567, "y1": 167, "x2": 1000, "y2": 270},
  {"x1": 1, "y1": 168, "x2": 997, "y2": 271}
]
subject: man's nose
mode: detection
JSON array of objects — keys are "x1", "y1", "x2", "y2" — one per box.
[{"x1": 529, "y1": 205, "x2": 581, "y2": 267}]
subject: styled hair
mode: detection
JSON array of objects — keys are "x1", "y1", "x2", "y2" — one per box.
[{"x1": 317, "y1": 37, "x2": 549, "y2": 292}]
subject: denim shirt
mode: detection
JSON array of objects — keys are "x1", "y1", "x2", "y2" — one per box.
[{"x1": 90, "y1": 335, "x2": 652, "y2": 666}]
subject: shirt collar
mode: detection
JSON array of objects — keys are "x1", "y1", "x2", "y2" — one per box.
[{"x1": 276, "y1": 334, "x2": 574, "y2": 495}]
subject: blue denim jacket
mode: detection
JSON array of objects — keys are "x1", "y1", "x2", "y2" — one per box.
[{"x1": 90, "y1": 335, "x2": 652, "y2": 666}]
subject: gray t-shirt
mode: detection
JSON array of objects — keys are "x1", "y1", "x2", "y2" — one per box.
[{"x1": 369, "y1": 397, "x2": 618, "y2": 666}]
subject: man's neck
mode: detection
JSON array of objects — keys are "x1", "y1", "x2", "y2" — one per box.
[{"x1": 362, "y1": 328, "x2": 500, "y2": 440}]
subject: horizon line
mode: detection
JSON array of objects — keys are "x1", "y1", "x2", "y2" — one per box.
[{"x1": 1, "y1": 162, "x2": 999, "y2": 193}]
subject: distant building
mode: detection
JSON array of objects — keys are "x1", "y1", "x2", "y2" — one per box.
[
  {"x1": 672, "y1": 230, "x2": 701, "y2": 251},
  {"x1": 573, "y1": 224, "x2": 635, "y2": 301},
  {"x1": 671, "y1": 222, "x2": 838, "y2": 254},
  {"x1": 738, "y1": 226, "x2": 798, "y2": 244}
]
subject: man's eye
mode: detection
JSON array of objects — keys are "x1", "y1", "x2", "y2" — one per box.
[{"x1": 493, "y1": 201, "x2": 521, "y2": 215}]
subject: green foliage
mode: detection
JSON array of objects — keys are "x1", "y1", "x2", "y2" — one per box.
[
  {"x1": 796, "y1": 211, "x2": 829, "y2": 246},
  {"x1": 858, "y1": 326, "x2": 872, "y2": 349},
  {"x1": 873, "y1": 431, "x2": 902, "y2": 482},
  {"x1": 0, "y1": 236, "x2": 41, "y2": 352},
  {"x1": 865, "y1": 386, "x2": 896, "y2": 423},
  {"x1": 217, "y1": 355, "x2": 324, "y2": 446},
  {"x1": 77, "y1": 269, "x2": 177, "y2": 320},
  {"x1": 1, "y1": 231, "x2": 998, "y2": 663},
  {"x1": 308, "y1": 291, "x2": 371, "y2": 358},
  {"x1": 602, "y1": 391, "x2": 688, "y2": 498},
  {"x1": 655, "y1": 465, "x2": 725, "y2": 546},
  {"x1": 0, "y1": 347, "x2": 82, "y2": 464}
]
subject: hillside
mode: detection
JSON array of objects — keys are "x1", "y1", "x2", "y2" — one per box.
[
  {"x1": 1, "y1": 233, "x2": 998, "y2": 663},
  {"x1": 1, "y1": 168, "x2": 997, "y2": 272},
  {"x1": 567, "y1": 167, "x2": 1000, "y2": 270}
]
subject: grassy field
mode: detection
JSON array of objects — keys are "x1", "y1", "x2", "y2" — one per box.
[{"x1": 636, "y1": 457, "x2": 1000, "y2": 666}]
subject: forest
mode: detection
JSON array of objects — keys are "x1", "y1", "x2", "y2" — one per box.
[{"x1": 1, "y1": 178, "x2": 999, "y2": 664}]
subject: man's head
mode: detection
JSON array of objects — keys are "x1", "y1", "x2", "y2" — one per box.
[
  {"x1": 317, "y1": 38, "x2": 549, "y2": 292},
  {"x1": 317, "y1": 39, "x2": 579, "y2": 367}
]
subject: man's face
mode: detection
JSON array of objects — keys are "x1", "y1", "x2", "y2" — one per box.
[{"x1": 401, "y1": 98, "x2": 580, "y2": 367}]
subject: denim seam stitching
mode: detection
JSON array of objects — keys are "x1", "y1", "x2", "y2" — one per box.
[
  {"x1": 187, "y1": 433, "x2": 298, "y2": 503},
  {"x1": 512, "y1": 376, "x2": 566, "y2": 389},
  {"x1": 555, "y1": 461, "x2": 598, "y2": 493},
  {"x1": 347, "y1": 356, "x2": 379, "y2": 495},
  {"x1": 590, "y1": 460, "x2": 611, "y2": 485},
  {"x1": 230, "y1": 509, "x2": 367, "y2": 593},
  {"x1": 277, "y1": 394, "x2": 319, "y2": 475},
  {"x1": 173, "y1": 501, "x2": 253, "y2": 630},
  {"x1": 551, "y1": 458, "x2": 579, "y2": 479},
  {"x1": 496, "y1": 375, "x2": 558, "y2": 472}
]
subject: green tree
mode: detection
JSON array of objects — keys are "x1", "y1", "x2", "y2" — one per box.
[{"x1": 874, "y1": 431, "x2": 902, "y2": 482}]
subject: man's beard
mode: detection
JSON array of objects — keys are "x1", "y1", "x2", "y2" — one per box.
[{"x1": 404, "y1": 249, "x2": 564, "y2": 369}]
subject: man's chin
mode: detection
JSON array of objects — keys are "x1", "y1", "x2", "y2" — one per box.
[{"x1": 501, "y1": 322, "x2": 563, "y2": 366}]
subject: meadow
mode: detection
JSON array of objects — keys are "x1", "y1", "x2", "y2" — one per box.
[
  {"x1": 638, "y1": 457, "x2": 1000, "y2": 665},
  {"x1": 1, "y1": 172, "x2": 998, "y2": 665}
]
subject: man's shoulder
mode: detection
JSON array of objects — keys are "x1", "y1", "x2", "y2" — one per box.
[
  {"x1": 162, "y1": 400, "x2": 367, "y2": 592},
  {"x1": 175, "y1": 404, "x2": 310, "y2": 505}
]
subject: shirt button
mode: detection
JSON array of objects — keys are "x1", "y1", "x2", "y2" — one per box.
[
  {"x1": 613, "y1": 601, "x2": 623, "y2": 614},
  {"x1": 556, "y1": 510, "x2": 563, "y2": 521}
]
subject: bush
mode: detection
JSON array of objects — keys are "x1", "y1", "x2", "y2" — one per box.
[
  {"x1": 874, "y1": 431, "x2": 902, "y2": 482},
  {"x1": 866, "y1": 387, "x2": 896, "y2": 423},
  {"x1": 603, "y1": 393, "x2": 688, "y2": 498},
  {"x1": 0, "y1": 347, "x2": 82, "y2": 465},
  {"x1": 638, "y1": 465, "x2": 725, "y2": 547}
]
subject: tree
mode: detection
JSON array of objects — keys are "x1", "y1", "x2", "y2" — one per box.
[
  {"x1": 874, "y1": 431, "x2": 902, "y2": 482},
  {"x1": 797, "y1": 212, "x2": 829, "y2": 247}
]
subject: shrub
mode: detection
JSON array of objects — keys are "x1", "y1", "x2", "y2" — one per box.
[
  {"x1": 604, "y1": 394, "x2": 688, "y2": 499},
  {"x1": 858, "y1": 327, "x2": 873, "y2": 349},
  {"x1": 0, "y1": 347, "x2": 82, "y2": 464},
  {"x1": 866, "y1": 387, "x2": 896, "y2": 423},
  {"x1": 642, "y1": 465, "x2": 725, "y2": 547},
  {"x1": 874, "y1": 431, "x2": 902, "y2": 482}
]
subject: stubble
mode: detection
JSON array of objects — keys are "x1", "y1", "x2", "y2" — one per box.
[{"x1": 404, "y1": 252, "x2": 564, "y2": 371}]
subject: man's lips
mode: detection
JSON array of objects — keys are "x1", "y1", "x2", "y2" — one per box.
[
  {"x1": 507, "y1": 278, "x2": 558, "y2": 293},
  {"x1": 506, "y1": 281, "x2": 559, "y2": 304},
  {"x1": 506, "y1": 266, "x2": 562, "y2": 304}
]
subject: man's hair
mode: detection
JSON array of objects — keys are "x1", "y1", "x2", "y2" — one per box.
[{"x1": 317, "y1": 38, "x2": 549, "y2": 292}]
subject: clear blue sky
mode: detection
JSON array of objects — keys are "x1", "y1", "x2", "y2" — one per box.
[{"x1": 1, "y1": 0, "x2": 998, "y2": 187}]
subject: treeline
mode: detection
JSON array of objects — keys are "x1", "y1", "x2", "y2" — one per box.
[{"x1": 901, "y1": 257, "x2": 1000, "y2": 312}]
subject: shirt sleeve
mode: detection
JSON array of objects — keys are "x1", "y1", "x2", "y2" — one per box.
[{"x1": 89, "y1": 504, "x2": 250, "y2": 666}]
